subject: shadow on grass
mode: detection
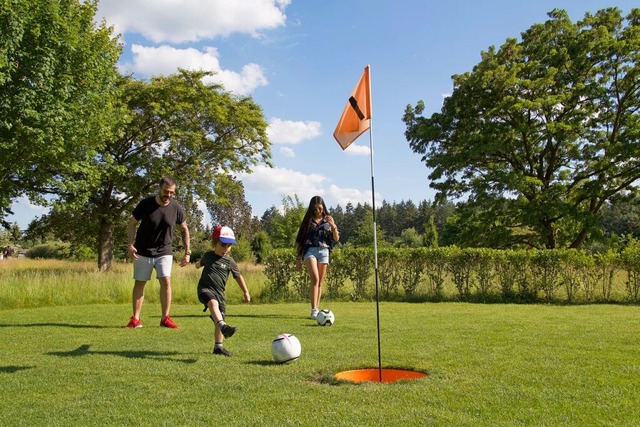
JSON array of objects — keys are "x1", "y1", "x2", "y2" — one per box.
[
  {"x1": 0, "y1": 365, "x2": 35, "y2": 374},
  {"x1": 0, "y1": 323, "x2": 118, "y2": 329},
  {"x1": 173, "y1": 313, "x2": 303, "y2": 320},
  {"x1": 245, "y1": 360, "x2": 279, "y2": 366},
  {"x1": 47, "y1": 344, "x2": 197, "y2": 364}
]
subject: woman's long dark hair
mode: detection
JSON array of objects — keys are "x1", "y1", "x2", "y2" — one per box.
[{"x1": 295, "y1": 195, "x2": 329, "y2": 257}]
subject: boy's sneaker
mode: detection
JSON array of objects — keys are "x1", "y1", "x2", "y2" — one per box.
[
  {"x1": 160, "y1": 316, "x2": 179, "y2": 329},
  {"x1": 310, "y1": 308, "x2": 319, "y2": 319},
  {"x1": 220, "y1": 324, "x2": 237, "y2": 338},
  {"x1": 213, "y1": 347, "x2": 232, "y2": 357},
  {"x1": 125, "y1": 316, "x2": 142, "y2": 329}
]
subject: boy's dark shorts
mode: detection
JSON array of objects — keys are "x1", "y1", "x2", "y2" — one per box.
[{"x1": 198, "y1": 288, "x2": 226, "y2": 316}]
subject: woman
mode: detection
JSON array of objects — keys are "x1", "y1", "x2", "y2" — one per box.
[{"x1": 295, "y1": 196, "x2": 340, "y2": 319}]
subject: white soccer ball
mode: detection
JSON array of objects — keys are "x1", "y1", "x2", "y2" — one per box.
[
  {"x1": 316, "y1": 309, "x2": 335, "y2": 326},
  {"x1": 271, "y1": 333, "x2": 301, "y2": 364}
]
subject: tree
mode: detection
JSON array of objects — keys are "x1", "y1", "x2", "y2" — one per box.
[
  {"x1": 0, "y1": 0, "x2": 121, "y2": 227},
  {"x1": 207, "y1": 176, "x2": 253, "y2": 239},
  {"x1": 377, "y1": 200, "x2": 398, "y2": 238},
  {"x1": 598, "y1": 193, "x2": 640, "y2": 239},
  {"x1": 251, "y1": 230, "x2": 272, "y2": 263},
  {"x1": 404, "y1": 8, "x2": 640, "y2": 249},
  {"x1": 424, "y1": 215, "x2": 439, "y2": 248},
  {"x1": 395, "y1": 200, "x2": 419, "y2": 237},
  {"x1": 8, "y1": 222, "x2": 21, "y2": 244},
  {"x1": 268, "y1": 195, "x2": 304, "y2": 248},
  {"x1": 260, "y1": 206, "x2": 280, "y2": 236},
  {"x1": 45, "y1": 70, "x2": 271, "y2": 270},
  {"x1": 350, "y1": 209, "x2": 385, "y2": 247},
  {"x1": 397, "y1": 227, "x2": 422, "y2": 248}
]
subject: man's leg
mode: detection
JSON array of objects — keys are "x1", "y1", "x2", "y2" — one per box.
[
  {"x1": 132, "y1": 280, "x2": 147, "y2": 319},
  {"x1": 158, "y1": 276, "x2": 179, "y2": 328},
  {"x1": 125, "y1": 280, "x2": 146, "y2": 328},
  {"x1": 158, "y1": 276, "x2": 172, "y2": 319}
]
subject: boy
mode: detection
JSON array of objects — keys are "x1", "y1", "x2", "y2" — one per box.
[{"x1": 196, "y1": 225, "x2": 250, "y2": 356}]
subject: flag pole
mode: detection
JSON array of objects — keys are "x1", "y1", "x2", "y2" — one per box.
[
  {"x1": 365, "y1": 65, "x2": 383, "y2": 382},
  {"x1": 332, "y1": 65, "x2": 381, "y2": 380}
]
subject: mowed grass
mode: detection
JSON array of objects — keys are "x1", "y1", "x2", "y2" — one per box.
[{"x1": 0, "y1": 302, "x2": 639, "y2": 426}]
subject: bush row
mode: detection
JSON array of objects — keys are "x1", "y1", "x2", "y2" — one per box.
[{"x1": 263, "y1": 245, "x2": 640, "y2": 304}]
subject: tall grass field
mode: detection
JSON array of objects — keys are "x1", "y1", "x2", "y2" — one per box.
[{"x1": 1, "y1": 259, "x2": 639, "y2": 426}]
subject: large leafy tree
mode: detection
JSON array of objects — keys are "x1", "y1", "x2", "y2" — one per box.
[
  {"x1": 0, "y1": 0, "x2": 121, "y2": 227},
  {"x1": 45, "y1": 70, "x2": 271, "y2": 270},
  {"x1": 404, "y1": 8, "x2": 640, "y2": 249},
  {"x1": 207, "y1": 175, "x2": 253, "y2": 238}
]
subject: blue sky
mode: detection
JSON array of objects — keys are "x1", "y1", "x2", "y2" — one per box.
[{"x1": 8, "y1": 0, "x2": 638, "y2": 228}]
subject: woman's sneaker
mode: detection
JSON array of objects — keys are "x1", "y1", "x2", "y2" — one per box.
[{"x1": 310, "y1": 308, "x2": 319, "y2": 319}]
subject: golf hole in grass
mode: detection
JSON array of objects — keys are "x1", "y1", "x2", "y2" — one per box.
[{"x1": 335, "y1": 368, "x2": 427, "y2": 384}]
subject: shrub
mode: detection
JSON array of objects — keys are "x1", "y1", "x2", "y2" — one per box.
[
  {"x1": 262, "y1": 249, "x2": 295, "y2": 301},
  {"x1": 26, "y1": 242, "x2": 71, "y2": 259},
  {"x1": 620, "y1": 239, "x2": 640, "y2": 302}
]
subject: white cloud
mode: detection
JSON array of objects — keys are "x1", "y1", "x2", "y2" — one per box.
[
  {"x1": 344, "y1": 143, "x2": 370, "y2": 156},
  {"x1": 207, "y1": 63, "x2": 268, "y2": 96},
  {"x1": 237, "y1": 165, "x2": 377, "y2": 210},
  {"x1": 97, "y1": 0, "x2": 291, "y2": 44},
  {"x1": 239, "y1": 165, "x2": 326, "y2": 194},
  {"x1": 279, "y1": 147, "x2": 295, "y2": 157},
  {"x1": 325, "y1": 184, "x2": 375, "y2": 209},
  {"x1": 267, "y1": 118, "x2": 322, "y2": 144},
  {"x1": 123, "y1": 45, "x2": 267, "y2": 95}
]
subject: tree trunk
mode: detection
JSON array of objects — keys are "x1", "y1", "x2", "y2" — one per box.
[
  {"x1": 543, "y1": 219, "x2": 556, "y2": 249},
  {"x1": 569, "y1": 228, "x2": 588, "y2": 249},
  {"x1": 97, "y1": 220, "x2": 114, "y2": 271}
]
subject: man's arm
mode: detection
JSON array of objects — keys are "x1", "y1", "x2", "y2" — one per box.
[
  {"x1": 179, "y1": 221, "x2": 191, "y2": 267},
  {"x1": 127, "y1": 216, "x2": 139, "y2": 260}
]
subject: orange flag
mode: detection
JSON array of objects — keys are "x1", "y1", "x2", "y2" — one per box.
[{"x1": 333, "y1": 66, "x2": 371, "y2": 150}]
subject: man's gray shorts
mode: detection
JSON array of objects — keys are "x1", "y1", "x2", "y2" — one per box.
[{"x1": 133, "y1": 255, "x2": 173, "y2": 281}]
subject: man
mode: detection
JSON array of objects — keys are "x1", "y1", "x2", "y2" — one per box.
[{"x1": 125, "y1": 176, "x2": 190, "y2": 329}]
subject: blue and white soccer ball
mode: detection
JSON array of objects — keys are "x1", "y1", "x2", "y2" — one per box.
[
  {"x1": 316, "y1": 309, "x2": 335, "y2": 326},
  {"x1": 271, "y1": 333, "x2": 302, "y2": 364}
]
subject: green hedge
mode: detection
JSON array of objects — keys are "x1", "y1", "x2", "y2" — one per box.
[{"x1": 263, "y1": 246, "x2": 640, "y2": 304}]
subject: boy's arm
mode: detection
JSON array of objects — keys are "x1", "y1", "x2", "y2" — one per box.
[{"x1": 236, "y1": 275, "x2": 251, "y2": 303}]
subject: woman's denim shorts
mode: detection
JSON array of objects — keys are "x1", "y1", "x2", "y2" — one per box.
[{"x1": 303, "y1": 246, "x2": 329, "y2": 264}]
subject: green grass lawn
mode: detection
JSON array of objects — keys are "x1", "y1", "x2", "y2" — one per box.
[{"x1": 1, "y1": 302, "x2": 638, "y2": 426}]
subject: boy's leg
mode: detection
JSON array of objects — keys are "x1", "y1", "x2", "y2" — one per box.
[
  {"x1": 208, "y1": 299, "x2": 223, "y2": 323},
  {"x1": 208, "y1": 299, "x2": 236, "y2": 339},
  {"x1": 208, "y1": 299, "x2": 234, "y2": 357}
]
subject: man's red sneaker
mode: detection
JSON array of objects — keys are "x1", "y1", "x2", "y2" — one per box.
[
  {"x1": 160, "y1": 315, "x2": 179, "y2": 329},
  {"x1": 125, "y1": 316, "x2": 142, "y2": 329}
]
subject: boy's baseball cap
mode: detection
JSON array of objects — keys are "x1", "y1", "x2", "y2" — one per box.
[{"x1": 212, "y1": 226, "x2": 236, "y2": 244}]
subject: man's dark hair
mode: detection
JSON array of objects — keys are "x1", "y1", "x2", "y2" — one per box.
[{"x1": 159, "y1": 176, "x2": 176, "y2": 187}]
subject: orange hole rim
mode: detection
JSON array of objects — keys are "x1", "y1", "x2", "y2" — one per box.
[{"x1": 334, "y1": 368, "x2": 427, "y2": 384}]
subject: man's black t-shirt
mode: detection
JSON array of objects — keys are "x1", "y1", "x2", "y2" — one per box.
[{"x1": 132, "y1": 196, "x2": 186, "y2": 257}]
